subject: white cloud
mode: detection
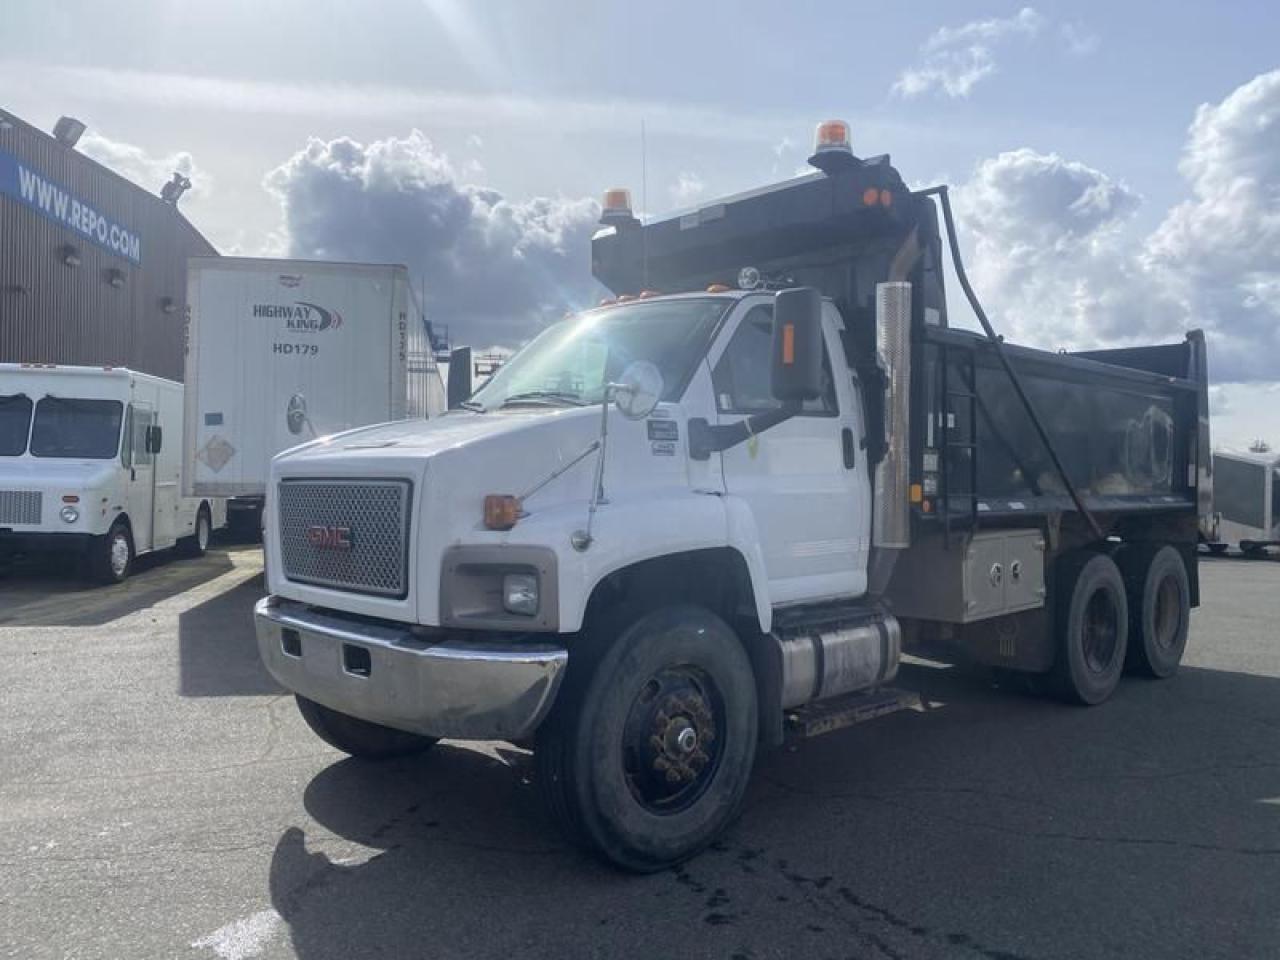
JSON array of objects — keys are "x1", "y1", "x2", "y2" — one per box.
[
  {"x1": 78, "y1": 132, "x2": 208, "y2": 199},
  {"x1": 953, "y1": 70, "x2": 1280, "y2": 388},
  {"x1": 264, "y1": 130, "x2": 602, "y2": 347},
  {"x1": 1060, "y1": 23, "x2": 1100, "y2": 56},
  {"x1": 669, "y1": 170, "x2": 706, "y2": 206},
  {"x1": 893, "y1": 7, "x2": 1044, "y2": 99}
]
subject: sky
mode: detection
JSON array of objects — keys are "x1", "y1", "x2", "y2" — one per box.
[{"x1": 4, "y1": 0, "x2": 1280, "y2": 448}]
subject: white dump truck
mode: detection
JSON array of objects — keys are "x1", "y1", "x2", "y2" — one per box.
[
  {"x1": 183, "y1": 257, "x2": 449, "y2": 532},
  {"x1": 0, "y1": 364, "x2": 225, "y2": 582},
  {"x1": 253, "y1": 122, "x2": 1211, "y2": 870}
]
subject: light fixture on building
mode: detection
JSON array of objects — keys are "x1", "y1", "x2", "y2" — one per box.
[
  {"x1": 160, "y1": 172, "x2": 192, "y2": 205},
  {"x1": 105, "y1": 268, "x2": 125, "y2": 289},
  {"x1": 52, "y1": 116, "x2": 87, "y2": 148},
  {"x1": 60, "y1": 244, "x2": 81, "y2": 268},
  {"x1": 160, "y1": 296, "x2": 177, "y2": 315}
]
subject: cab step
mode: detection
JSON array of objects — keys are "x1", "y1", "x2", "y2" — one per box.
[{"x1": 785, "y1": 686, "x2": 921, "y2": 739}]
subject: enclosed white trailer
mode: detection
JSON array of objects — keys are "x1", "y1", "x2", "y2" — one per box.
[
  {"x1": 1205, "y1": 448, "x2": 1280, "y2": 555},
  {"x1": 183, "y1": 258, "x2": 446, "y2": 522},
  {"x1": 0, "y1": 364, "x2": 226, "y2": 582}
]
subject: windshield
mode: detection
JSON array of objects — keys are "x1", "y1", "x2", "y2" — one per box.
[
  {"x1": 29, "y1": 398, "x2": 124, "y2": 460},
  {"x1": 468, "y1": 297, "x2": 731, "y2": 410},
  {"x1": 0, "y1": 394, "x2": 32, "y2": 456}
]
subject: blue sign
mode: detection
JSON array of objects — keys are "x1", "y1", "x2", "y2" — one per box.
[{"x1": 0, "y1": 147, "x2": 142, "y2": 264}]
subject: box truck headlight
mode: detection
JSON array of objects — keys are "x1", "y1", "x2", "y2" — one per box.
[
  {"x1": 502, "y1": 573, "x2": 539, "y2": 616},
  {"x1": 60, "y1": 505, "x2": 79, "y2": 523}
]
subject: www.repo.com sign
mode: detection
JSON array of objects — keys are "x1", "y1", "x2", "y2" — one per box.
[{"x1": 0, "y1": 147, "x2": 142, "y2": 265}]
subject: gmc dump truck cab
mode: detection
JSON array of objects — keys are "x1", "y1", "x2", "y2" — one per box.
[{"x1": 255, "y1": 121, "x2": 1211, "y2": 871}]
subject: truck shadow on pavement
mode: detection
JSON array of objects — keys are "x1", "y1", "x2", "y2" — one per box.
[
  {"x1": 0, "y1": 547, "x2": 234, "y2": 627},
  {"x1": 177, "y1": 571, "x2": 279, "y2": 697},
  {"x1": 266, "y1": 661, "x2": 1280, "y2": 960}
]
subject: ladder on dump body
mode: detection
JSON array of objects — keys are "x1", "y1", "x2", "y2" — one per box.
[{"x1": 939, "y1": 340, "x2": 979, "y2": 548}]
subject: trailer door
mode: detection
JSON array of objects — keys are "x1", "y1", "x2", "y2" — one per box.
[{"x1": 711, "y1": 299, "x2": 868, "y2": 605}]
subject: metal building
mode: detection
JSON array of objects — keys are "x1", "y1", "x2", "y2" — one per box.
[{"x1": 0, "y1": 108, "x2": 217, "y2": 381}]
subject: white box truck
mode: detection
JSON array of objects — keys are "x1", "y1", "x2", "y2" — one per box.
[
  {"x1": 183, "y1": 258, "x2": 447, "y2": 531},
  {"x1": 0, "y1": 364, "x2": 226, "y2": 583},
  {"x1": 1202, "y1": 447, "x2": 1280, "y2": 556}
]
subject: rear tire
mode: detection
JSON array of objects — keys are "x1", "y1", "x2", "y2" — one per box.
[
  {"x1": 1052, "y1": 552, "x2": 1128, "y2": 705},
  {"x1": 90, "y1": 521, "x2": 134, "y2": 585},
  {"x1": 536, "y1": 604, "x2": 758, "y2": 872},
  {"x1": 1120, "y1": 545, "x2": 1190, "y2": 678},
  {"x1": 294, "y1": 696, "x2": 438, "y2": 760},
  {"x1": 179, "y1": 505, "x2": 212, "y2": 557}
]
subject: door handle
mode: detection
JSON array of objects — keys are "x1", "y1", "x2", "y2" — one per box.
[
  {"x1": 131, "y1": 467, "x2": 136, "y2": 482},
  {"x1": 841, "y1": 428, "x2": 856, "y2": 469}
]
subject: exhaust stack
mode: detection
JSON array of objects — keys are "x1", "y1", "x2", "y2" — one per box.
[{"x1": 869, "y1": 281, "x2": 912, "y2": 594}]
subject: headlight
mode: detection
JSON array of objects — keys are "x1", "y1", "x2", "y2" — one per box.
[
  {"x1": 60, "y1": 505, "x2": 80, "y2": 523},
  {"x1": 502, "y1": 573, "x2": 539, "y2": 616}
]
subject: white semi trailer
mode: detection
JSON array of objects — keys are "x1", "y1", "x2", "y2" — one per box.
[
  {"x1": 0, "y1": 364, "x2": 225, "y2": 582},
  {"x1": 183, "y1": 258, "x2": 448, "y2": 531},
  {"x1": 252, "y1": 122, "x2": 1212, "y2": 870}
]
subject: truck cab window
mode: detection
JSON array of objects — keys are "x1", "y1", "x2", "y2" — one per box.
[
  {"x1": 713, "y1": 304, "x2": 837, "y2": 416},
  {"x1": 0, "y1": 394, "x2": 32, "y2": 456},
  {"x1": 29, "y1": 398, "x2": 124, "y2": 460}
]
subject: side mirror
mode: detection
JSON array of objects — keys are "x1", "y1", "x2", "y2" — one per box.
[
  {"x1": 771, "y1": 287, "x2": 824, "y2": 404},
  {"x1": 612, "y1": 361, "x2": 663, "y2": 420},
  {"x1": 447, "y1": 347, "x2": 474, "y2": 409},
  {"x1": 146, "y1": 424, "x2": 163, "y2": 454}
]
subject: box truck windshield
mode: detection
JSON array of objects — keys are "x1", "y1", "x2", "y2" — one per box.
[
  {"x1": 29, "y1": 398, "x2": 123, "y2": 459},
  {"x1": 0, "y1": 394, "x2": 32, "y2": 455},
  {"x1": 469, "y1": 297, "x2": 729, "y2": 410}
]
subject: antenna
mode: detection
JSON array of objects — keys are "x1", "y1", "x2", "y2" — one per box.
[{"x1": 641, "y1": 118, "x2": 649, "y2": 289}]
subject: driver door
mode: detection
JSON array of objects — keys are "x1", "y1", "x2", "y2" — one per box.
[{"x1": 711, "y1": 298, "x2": 869, "y2": 606}]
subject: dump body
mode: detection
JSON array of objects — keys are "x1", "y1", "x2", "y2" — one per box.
[{"x1": 183, "y1": 257, "x2": 445, "y2": 498}]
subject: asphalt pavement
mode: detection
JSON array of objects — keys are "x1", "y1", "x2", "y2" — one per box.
[{"x1": 1, "y1": 544, "x2": 1277, "y2": 960}]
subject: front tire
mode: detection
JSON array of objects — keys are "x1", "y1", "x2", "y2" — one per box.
[
  {"x1": 294, "y1": 696, "x2": 438, "y2": 760},
  {"x1": 536, "y1": 604, "x2": 758, "y2": 872},
  {"x1": 1052, "y1": 552, "x2": 1128, "y2": 705},
  {"x1": 90, "y1": 521, "x2": 134, "y2": 584}
]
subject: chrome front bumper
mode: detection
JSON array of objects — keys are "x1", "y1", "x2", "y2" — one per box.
[{"x1": 254, "y1": 597, "x2": 568, "y2": 741}]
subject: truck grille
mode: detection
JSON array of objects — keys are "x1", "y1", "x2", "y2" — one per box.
[
  {"x1": 277, "y1": 479, "x2": 412, "y2": 598},
  {"x1": 0, "y1": 490, "x2": 42, "y2": 525}
]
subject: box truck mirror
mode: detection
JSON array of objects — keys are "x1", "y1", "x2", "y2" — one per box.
[
  {"x1": 771, "y1": 287, "x2": 824, "y2": 404},
  {"x1": 146, "y1": 425, "x2": 163, "y2": 454},
  {"x1": 448, "y1": 347, "x2": 474, "y2": 410}
]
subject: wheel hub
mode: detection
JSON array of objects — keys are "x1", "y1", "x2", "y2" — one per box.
[{"x1": 622, "y1": 667, "x2": 723, "y2": 814}]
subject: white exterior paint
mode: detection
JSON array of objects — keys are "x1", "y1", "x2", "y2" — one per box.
[
  {"x1": 263, "y1": 293, "x2": 872, "y2": 633},
  {"x1": 183, "y1": 257, "x2": 446, "y2": 498},
  {"x1": 0, "y1": 364, "x2": 225, "y2": 554}
]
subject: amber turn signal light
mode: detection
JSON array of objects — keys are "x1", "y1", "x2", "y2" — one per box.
[{"x1": 484, "y1": 495, "x2": 521, "y2": 531}]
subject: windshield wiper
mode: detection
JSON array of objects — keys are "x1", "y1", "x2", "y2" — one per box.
[
  {"x1": 500, "y1": 390, "x2": 587, "y2": 407},
  {"x1": 458, "y1": 400, "x2": 487, "y2": 413}
]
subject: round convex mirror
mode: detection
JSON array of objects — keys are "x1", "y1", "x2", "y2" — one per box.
[{"x1": 613, "y1": 361, "x2": 664, "y2": 420}]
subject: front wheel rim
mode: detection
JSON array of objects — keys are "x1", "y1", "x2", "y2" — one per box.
[
  {"x1": 1152, "y1": 575, "x2": 1181, "y2": 652},
  {"x1": 621, "y1": 665, "x2": 726, "y2": 815},
  {"x1": 110, "y1": 534, "x2": 130, "y2": 577}
]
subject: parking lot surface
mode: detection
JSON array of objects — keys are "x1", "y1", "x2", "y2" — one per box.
[{"x1": 1, "y1": 545, "x2": 1277, "y2": 960}]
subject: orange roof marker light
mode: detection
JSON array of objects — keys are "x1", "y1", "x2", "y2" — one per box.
[
  {"x1": 706, "y1": 283, "x2": 732, "y2": 293},
  {"x1": 599, "y1": 188, "x2": 638, "y2": 227},
  {"x1": 808, "y1": 119, "x2": 858, "y2": 173}
]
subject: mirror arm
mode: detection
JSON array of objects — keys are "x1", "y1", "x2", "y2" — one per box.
[{"x1": 688, "y1": 401, "x2": 801, "y2": 461}]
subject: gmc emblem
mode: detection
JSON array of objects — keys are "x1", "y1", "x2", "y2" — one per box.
[{"x1": 305, "y1": 524, "x2": 353, "y2": 550}]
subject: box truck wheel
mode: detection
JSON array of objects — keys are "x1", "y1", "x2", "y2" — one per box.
[
  {"x1": 90, "y1": 521, "x2": 134, "y2": 585},
  {"x1": 294, "y1": 696, "x2": 438, "y2": 760},
  {"x1": 1052, "y1": 553, "x2": 1128, "y2": 705},
  {"x1": 179, "y1": 505, "x2": 212, "y2": 557},
  {"x1": 535, "y1": 604, "x2": 758, "y2": 872},
  {"x1": 1120, "y1": 545, "x2": 1189, "y2": 679}
]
